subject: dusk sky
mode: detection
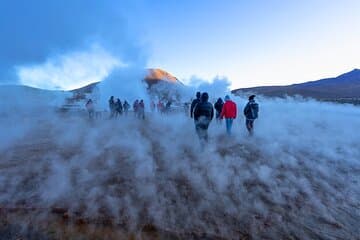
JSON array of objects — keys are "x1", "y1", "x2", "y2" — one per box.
[{"x1": 1, "y1": 0, "x2": 359, "y2": 90}]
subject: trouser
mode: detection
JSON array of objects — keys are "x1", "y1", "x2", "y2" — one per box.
[
  {"x1": 225, "y1": 118, "x2": 233, "y2": 135},
  {"x1": 115, "y1": 109, "x2": 122, "y2": 117},
  {"x1": 138, "y1": 109, "x2": 145, "y2": 119},
  {"x1": 215, "y1": 111, "x2": 222, "y2": 123},
  {"x1": 246, "y1": 119, "x2": 255, "y2": 134},
  {"x1": 110, "y1": 109, "x2": 115, "y2": 118},
  {"x1": 195, "y1": 122, "x2": 210, "y2": 142}
]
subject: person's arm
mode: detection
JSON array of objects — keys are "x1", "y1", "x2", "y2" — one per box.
[
  {"x1": 243, "y1": 103, "x2": 249, "y2": 116},
  {"x1": 210, "y1": 105, "x2": 214, "y2": 120}
]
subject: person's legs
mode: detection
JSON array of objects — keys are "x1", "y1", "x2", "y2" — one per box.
[
  {"x1": 141, "y1": 109, "x2": 145, "y2": 119},
  {"x1": 195, "y1": 123, "x2": 209, "y2": 142},
  {"x1": 216, "y1": 112, "x2": 220, "y2": 123},
  {"x1": 246, "y1": 119, "x2": 254, "y2": 135},
  {"x1": 250, "y1": 120, "x2": 254, "y2": 135},
  {"x1": 203, "y1": 124, "x2": 209, "y2": 142},
  {"x1": 225, "y1": 118, "x2": 233, "y2": 135},
  {"x1": 245, "y1": 119, "x2": 250, "y2": 133},
  {"x1": 195, "y1": 122, "x2": 202, "y2": 139}
]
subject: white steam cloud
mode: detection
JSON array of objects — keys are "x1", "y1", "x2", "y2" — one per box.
[
  {"x1": 186, "y1": 76, "x2": 232, "y2": 101},
  {"x1": 17, "y1": 45, "x2": 123, "y2": 90},
  {"x1": 97, "y1": 67, "x2": 149, "y2": 110},
  {"x1": 0, "y1": 86, "x2": 359, "y2": 239}
]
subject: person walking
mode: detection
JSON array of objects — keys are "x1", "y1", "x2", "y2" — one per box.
[
  {"x1": 243, "y1": 95, "x2": 259, "y2": 135},
  {"x1": 115, "y1": 98, "x2": 123, "y2": 117},
  {"x1": 214, "y1": 98, "x2": 224, "y2": 123},
  {"x1": 190, "y1": 92, "x2": 201, "y2": 118},
  {"x1": 85, "y1": 99, "x2": 95, "y2": 119},
  {"x1": 165, "y1": 101, "x2": 172, "y2": 113},
  {"x1": 220, "y1": 95, "x2": 237, "y2": 135},
  {"x1": 133, "y1": 99, "x2": 139, "y2": 117},
  {"x1": 123, "y1": 100, "x2": 130, "y2": 115},
  {"x1": 193, "y1": 92, "x2": 214, "y2": 142},
  {"x1": 138, "y1": 99, "x2": 145, "y2": 119},
  {"x1": 157, "y1": 100, "x2": 164, "y2": 114},
  {"x1": 108, "y1": 96, "x2": 116, "y2": 118},
  {"x1": 150, "y1": 100, "x2": 156, "y2": 112}
]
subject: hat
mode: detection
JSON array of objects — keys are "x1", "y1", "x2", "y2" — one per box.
[
  {"x1": 225, "y1": 95, "x2": 230, "y2": 101},
  {"x1": 249, "y1": 95, "x2": 255, "y2": 100}
]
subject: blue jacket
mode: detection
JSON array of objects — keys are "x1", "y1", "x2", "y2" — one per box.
[{"x1": 243, "y1": 100, "x2": 259, "y2": 120}]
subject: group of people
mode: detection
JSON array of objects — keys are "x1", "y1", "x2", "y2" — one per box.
[
  {"x1": 190, "y1": 91, "x2": 259, "y2": 141},
  {"x1": 108, "y1": 96, "x2": 131, "y2": 118},
  {"x1": 86, "y1": 92, "x2": 259, "y2": 142},
  {"x1": 86, "y1": 97, "x2": 175, "y2": 120},
  {"x1": 153, "y1": 100, "x2": 172, "y2": 114},
  {"x1": 132, "y1": 99, "x2": 145, "y2": 119}
]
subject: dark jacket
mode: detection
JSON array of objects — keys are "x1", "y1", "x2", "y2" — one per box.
[
  {"x1": 109, "y1": 98, "x2": 115, "y2": 111},
  {"x1": 123, "y1": 101, "x2": 130, "y2": 110},
  {"x1": 214, "y1": 100, "x2": 224, "y2": 113},
  {"x1": 115, "y1": 100, "x2": 123, "y2": 111},
  {"x1": 194, "y1": 101, "x2": 214, "y2": 122},
  {"x1": 243, "y1": 100, "x2": 259, "y2": 120},
  {"x1": 190, "y1": 98, "x2": 200, "y2": 118}
]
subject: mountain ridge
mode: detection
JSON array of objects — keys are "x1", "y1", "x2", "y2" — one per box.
[{"x1": 232, "y1": 69, "x2": 360, "y2": 100}]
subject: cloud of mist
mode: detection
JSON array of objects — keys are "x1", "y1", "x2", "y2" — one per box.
[
  {"x1": 186, "y1": 76, "x2": 232, "y2": 101},
  {"x1": 97, "y1": 67, "x2": 150, "y2": 110},
  {"x1": 1, "y1": 1, "x2": 359, "y2": 237},
  {"x1": 90, "y1": 70, "x2": 233, "y2": 112},
  {"x1": 0, "y1": 90, "x2": 359, "y2": 238},
  {"x1": 17, "y1": 45, "x2": 122, "y2": 90}
]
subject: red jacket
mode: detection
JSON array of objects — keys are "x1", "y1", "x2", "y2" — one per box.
[{"x1": 220, "y1": 100, "x2": 237, "y2": 119}]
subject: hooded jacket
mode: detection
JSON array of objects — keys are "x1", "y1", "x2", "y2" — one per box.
[
  {"x1": 193, "y1": 93, "x2": 214, "y2": 122},
  {"x1": 220, "y1": 100, "x2": 237, "y2": 119},
  {"x1": 214, "y1": 99, "x2": 224, "y2": 113}
]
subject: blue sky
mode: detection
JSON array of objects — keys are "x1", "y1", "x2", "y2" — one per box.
[
  {"x1": 138, "y1": 0, "x2": 360, "y2": 88},
  {"x1": 1, "y1": 0, "x2": 359, "y2": 89}
]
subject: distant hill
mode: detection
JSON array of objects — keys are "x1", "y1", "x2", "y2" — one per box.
[
  {"x1": 0, "y1": 68, "x2": 183, "y2": 109},
  {"x1": 232, "y1": 69, "x2": 360, "y2": 101},
  {"x1": 145, "y1": 68, "x2": 182, "y2": 86},
  {"x1": 0, "y1": 84, "x2": 68, "y2": 114},
  {"x1": 0, "y1": 85, "x2": 66, "y2": 102},
  {"x1": 67, "y1": 68, "x2": 182, "y2": 102},
  {"x1": 70, "y1": 68, "x2": 181, "y2": 94}
]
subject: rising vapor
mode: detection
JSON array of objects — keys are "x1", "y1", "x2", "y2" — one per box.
[{"x1": 0, "y1": 91, "x2": 359, "y2": 239}]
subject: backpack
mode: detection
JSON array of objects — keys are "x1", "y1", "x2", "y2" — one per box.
[{"x1": 250, "y1": 102, "x2": 258, "y2": 119}]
